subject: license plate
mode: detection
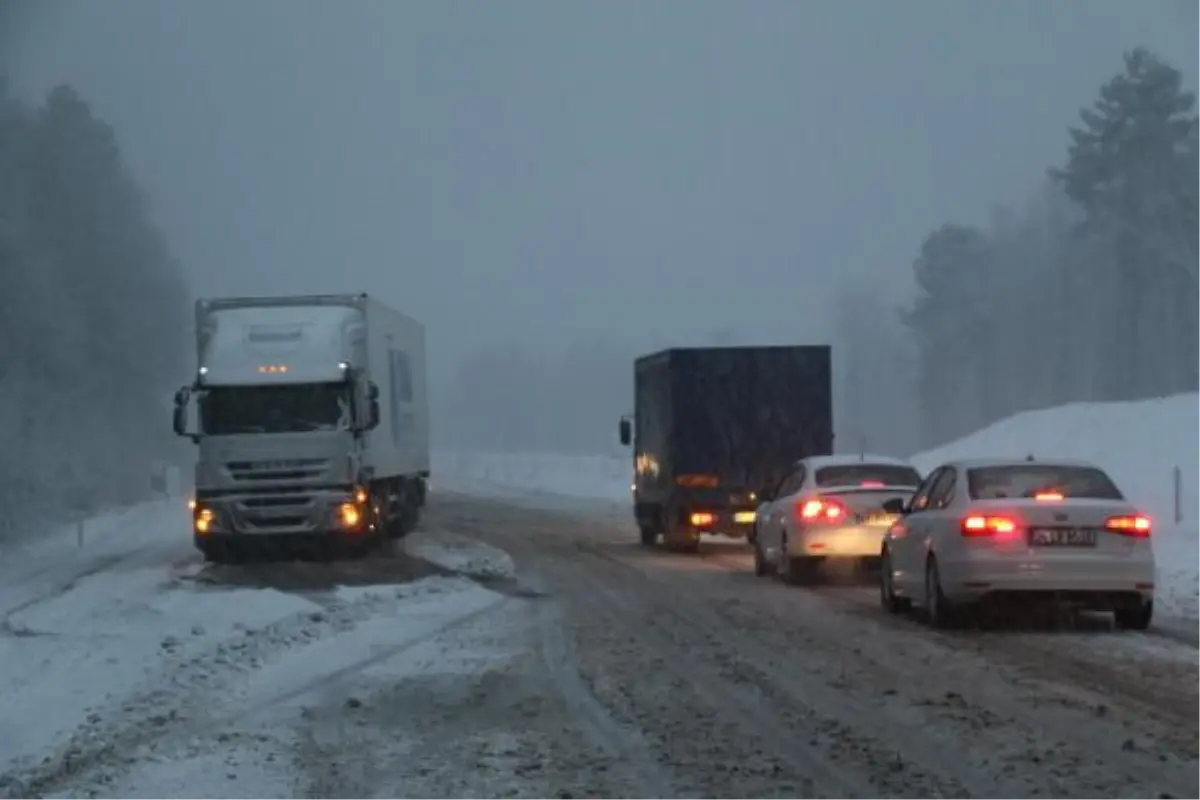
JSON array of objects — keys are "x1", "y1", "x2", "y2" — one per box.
[
  {"x1": 734, "y1": 511, "x2": 756, "y2": 524},
  {"x1": 1029, "y1": 527, "x2": 1097, "y2": 547},
  {"x1": 866, "y1": 513, "x2": 898, "y2": 526}
]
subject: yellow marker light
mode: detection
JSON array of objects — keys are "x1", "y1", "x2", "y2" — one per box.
[
  {"x1": 339, "y1": 502, "x2": 361, "y2": 529},
  {"x1": 194, "y1": 507, "x2": 214, "y2": 534}
]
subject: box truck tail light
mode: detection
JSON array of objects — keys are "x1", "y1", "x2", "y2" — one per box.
[
  {"x1": 677, "y1": 474, "x2": 719, "y2": 488},
  {"x1": 690, "y1": 512, "x2": 715, "y2": 527}
]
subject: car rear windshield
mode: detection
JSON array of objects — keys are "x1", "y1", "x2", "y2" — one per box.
[
  {"x1": 814, "y1": 464, "x2": 921, "y2": 488},
  {"x1": 966, "y1": 465, "x2": 1124, "y2": 500}
]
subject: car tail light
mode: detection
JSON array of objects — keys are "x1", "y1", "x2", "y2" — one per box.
[
  {"x1": 860, "y1": 480, "x2": 885, "y2": 488},
  {"x1": 1033, "y1": 491, "x2": 1063, "y2": 501},
  {"x1": 797, "y1": 497, "x2": 847, "y2": 523},
  {"x1": 961, "y1": 514, "x2": 1018, "y2": 537},
  {"x1": 690, "y1": 511, "x2": 715, "y2": 527},
  {"x1": 1105, "y1": 514, "x2": 1151, "y2": 537}
]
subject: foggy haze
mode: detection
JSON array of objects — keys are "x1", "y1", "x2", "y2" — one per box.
[{"x1": 1, "y1": 1, "x2": 1196, "y2": 509}]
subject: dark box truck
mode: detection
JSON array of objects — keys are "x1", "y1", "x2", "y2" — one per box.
[{"x1": 618, "y1": 346, "x2": 833, "y2": 552}]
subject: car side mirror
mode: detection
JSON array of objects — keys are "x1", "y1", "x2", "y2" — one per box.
[
  {"x1": 618, "y1": 416, "x2": 632, "y2": 446},
  {"x1": 882, "y1": 497, "x2": 907, "y2": 515}
]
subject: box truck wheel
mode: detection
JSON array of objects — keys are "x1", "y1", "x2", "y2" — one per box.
[{"x1": 662, "y1": 513, "x2": 699, "y2": 554}]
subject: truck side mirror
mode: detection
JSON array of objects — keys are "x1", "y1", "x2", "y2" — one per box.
[
  {"x1": 366, "y1": 382, "x2": 381, "y2": 430},
  {"x1": 618, "y1": 417, "x2": 632, "y2": 446},
  {"x1": 172, "y1": 387, "x2": 190, "y2": 438}
]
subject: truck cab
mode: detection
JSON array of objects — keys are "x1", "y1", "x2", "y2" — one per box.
[{"x1": 173, "y1": 294, "x2": 429, "y2": 561}]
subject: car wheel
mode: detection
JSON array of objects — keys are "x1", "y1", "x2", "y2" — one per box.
[
  {"x1": 780, "y1": 532, "x2": 817, "y2": 585},
  {"x1": 1114, "y1": 599, "x2": 1153, "y2": 631},
  {"x1": 638, "y1": 524, "x2": 658, "y2": 547},
  {"x1": 880, "y1": 549, "x2": 911, "y2": 614},
  {"x1": 752, "y1": 533, "x2": 768, "y2": 577},
  {"x1": 923, "y1": 557, "x2": 964, "y2": 629}
]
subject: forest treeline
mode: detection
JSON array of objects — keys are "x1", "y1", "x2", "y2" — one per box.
[
  {"x1": 0, "y1": 79, "x2": 190, "y2": 536},
  {"x1": 879, "y1": 47, "x2": 1198, "y2": 448}
]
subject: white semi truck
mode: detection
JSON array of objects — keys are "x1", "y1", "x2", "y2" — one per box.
[{"x1": 172, "y1": 293, "x2": 430, "y2": 561}]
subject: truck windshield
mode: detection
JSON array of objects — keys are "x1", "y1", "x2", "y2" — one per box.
[{"x1": 198, "y1": 383, "x2": 352, "y2": 435}]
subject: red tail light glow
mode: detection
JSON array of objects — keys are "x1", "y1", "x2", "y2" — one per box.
[
  {"x1": 798, "y1": 498, "x2": 847, "y2": 523},
  {"x1": 690, "y1": 511, "x2": 715, "y2": 527},
  {"x1": 1105, "y1": 514, "x2": 1151, "y2": 537},
  {"x1": 1033, "y1": 492, "x2": 1064, "y2": 501},
  {"x1": 961, "y1": 514, "x2": 1018, "y2": 537},
  {"x1": 860, "y1": 480, "x2": 886, "y2": 488}
]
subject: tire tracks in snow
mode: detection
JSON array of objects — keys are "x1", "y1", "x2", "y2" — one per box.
[
  {"x1": 618, "y1": 542, "x2": 1198, "y2": 798},
  {"x1": 0, "y1": 579, "x2": 508, "y2": 800},
  {"x1": 481, "y1": 522, "x2": 922, "y2": 798},
  {"x1": 532, "y1": 598, "x2": 677, "y2": 798},
  {"x1": 441, "y1": 496, "x2": 1197, "y2": 799}
]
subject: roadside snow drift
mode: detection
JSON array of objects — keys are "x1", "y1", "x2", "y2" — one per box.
[{"x1": 434, "y1": 450, "x2": 631, "y2": 503}]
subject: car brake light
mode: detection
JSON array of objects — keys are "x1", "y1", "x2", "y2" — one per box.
[
  {"x1": 961, "y1": 514, "x2": 1018, "y2": 537},
  {"x1": 1105, "y1": 514, "x2": 1151, "y2": 537},
  {"x1": 690, "y1": 511, "x2": 715, "y2": 527},
  {"x1": 797, "y1": 498, "x2": 846, "y2": 523},
  {"x1": 860, "y1": 480, "x2": 885, "y2": 488},
  {"x1": 1033, "y1": 492, "x2": 1063, "y2": 501}
]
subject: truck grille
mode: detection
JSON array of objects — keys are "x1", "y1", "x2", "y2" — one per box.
[{"x1": 225, "y1": 458, "x2": 329, "y2": 482}]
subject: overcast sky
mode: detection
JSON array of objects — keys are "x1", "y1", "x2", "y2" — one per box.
[{"x1": 5, "y1": 0, "x2": 1197, "y2": 377}]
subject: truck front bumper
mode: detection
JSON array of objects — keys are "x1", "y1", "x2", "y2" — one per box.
[{"x1": 191, "y1": 486, "x2": 373, "y2": 545}]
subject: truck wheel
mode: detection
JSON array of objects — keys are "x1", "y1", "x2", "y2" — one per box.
[
  {"x1": 201, "y1": 540, "x2": 239, "y2": 564},
  {"x1": 665, "y1": 531, "x2": 699, "y2": 554},
  {"x1": 638, "y1": 524, "x2": 658, "y2": 547}
]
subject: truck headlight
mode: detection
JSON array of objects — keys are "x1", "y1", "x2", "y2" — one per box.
[
  {"x1": 194, "y1": 507, "x2": 214, "y2": 534},
  {"x1": 338, "y1": 502, "x2": 362, "y2": 529}
]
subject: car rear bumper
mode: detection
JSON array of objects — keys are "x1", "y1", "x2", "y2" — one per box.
[
  {"x1": 940, "y1": 557, "x2": 1155, "y2": 604},
  {"x1": 792, "y1": 524, "x2": 889, "y2": 558}
]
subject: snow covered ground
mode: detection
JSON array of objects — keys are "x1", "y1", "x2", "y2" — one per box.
[
  {"x1": 434, "y1": 392, "x2": 1200, "y2": 620},
  {"x1": 0, "y1": 498, "x2": 518, "y2": 797}
]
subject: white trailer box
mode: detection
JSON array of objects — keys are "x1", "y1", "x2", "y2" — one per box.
[{"x1": 173, "y1": 293, "x2": 430, "y2": 561}]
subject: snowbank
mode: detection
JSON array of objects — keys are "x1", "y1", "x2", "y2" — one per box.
[
  {"x1": 911, "y1": 394, "x2": 1198, "y2": 528},
  {"x1": 433, "y1": 450, "x2": 630, "y2": 503}
]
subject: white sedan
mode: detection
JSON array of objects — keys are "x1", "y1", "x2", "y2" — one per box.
[
  {"x1": 752, "y1": 454, "x2": 922, "y2": 583},
  {"x1": 879, "y1": 457, "x2": 1156, "y2": 630}
]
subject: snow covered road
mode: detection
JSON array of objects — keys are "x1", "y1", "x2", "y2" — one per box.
[{"x1": 1, "y1": 491, "x2": 1197, "y2": 799}]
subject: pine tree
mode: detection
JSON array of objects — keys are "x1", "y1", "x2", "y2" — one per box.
[
  {"x1": 902, "y1": 223, "x2": 991, "y2": 444},
  {"x1": 1051, "y1": 47, "x2": 1199, "y2": 397}
]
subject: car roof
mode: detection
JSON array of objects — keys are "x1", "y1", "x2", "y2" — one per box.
[
  {"x1": 943, "y1": 456, "x2": 1104, "y2": 471},
  {"x1": 801, "y1": 454, "x2": 915, "y2": 470}
]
